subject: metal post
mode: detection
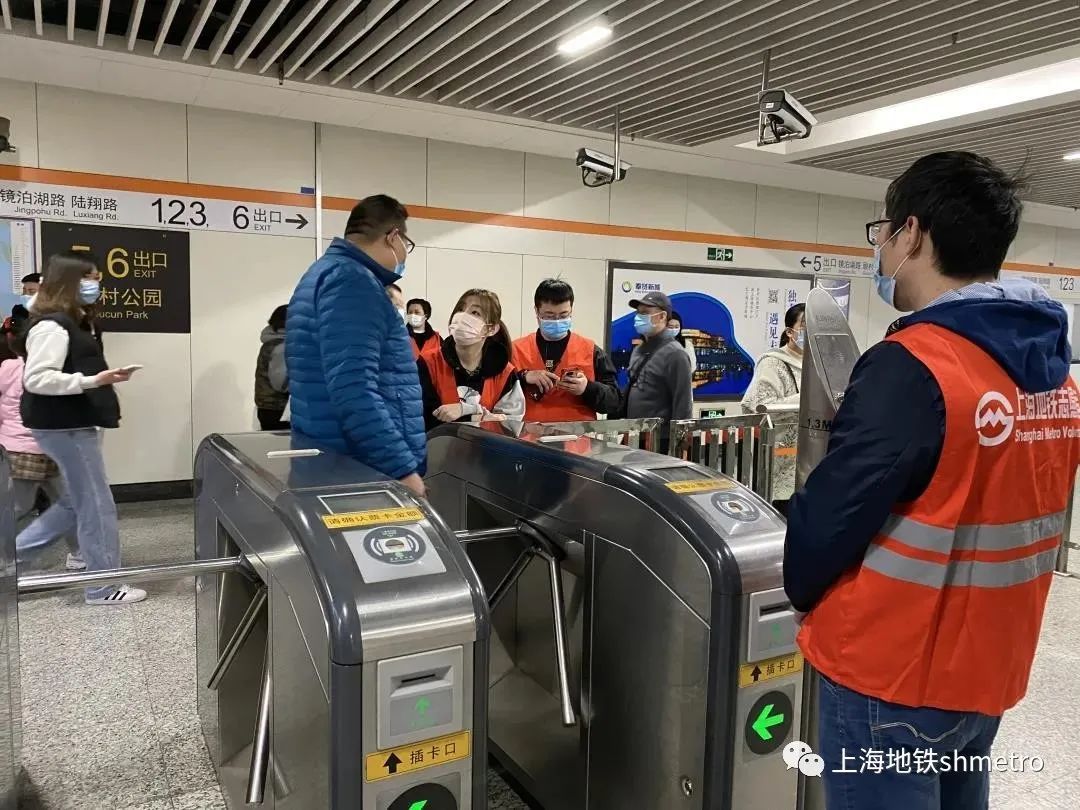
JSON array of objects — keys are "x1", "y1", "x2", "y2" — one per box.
[
  {"x1": 246, "y1": 639, "x2": 272, "y2": 805},
  {"x1": 488, "y1": 551, "x2": 533, "y2": 611},
  {"x1": 612, "y1": 104, "x2": 620, "y2": 184},
  {"x1": 18, "y1": 556, "x2": 247, "y2": 596},
  {"x1": 542, "y1": 551, "x2": 577, "y2": 727},
  {"x1": 207, "y1": 587, "x2": 268, "y2": 690}
]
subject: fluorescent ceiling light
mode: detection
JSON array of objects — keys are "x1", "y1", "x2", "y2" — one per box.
[
  {"x1": 557, "y1": 24, "x2": 612, "y2": 55},
  {"x1": 1065, "y1": 150, "x2": 1080, "y2": 161}
]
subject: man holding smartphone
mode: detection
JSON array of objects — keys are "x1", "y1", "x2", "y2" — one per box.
[{"x1": 514, "y1": 279, "x2": 621, "y2": 421}]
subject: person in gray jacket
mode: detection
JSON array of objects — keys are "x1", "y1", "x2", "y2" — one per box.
[
  {"x1": 625, "y1": 292, "x2": 693, "y2": 438},
  {"x1": 254, "y1": 305, "x2": 289, "y2": 430}
]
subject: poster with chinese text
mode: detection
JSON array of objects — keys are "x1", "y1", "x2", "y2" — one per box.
[{"x1": 40, "y1": 222, "x2": 190, "y2": 334}]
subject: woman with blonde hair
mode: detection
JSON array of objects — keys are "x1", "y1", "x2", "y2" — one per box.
[{"x1": 418, "y1": 289, "x2": 525, "y2": 431}]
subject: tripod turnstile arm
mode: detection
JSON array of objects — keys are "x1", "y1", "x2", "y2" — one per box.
[{"x1": 17, "y1": 556, "x2": 249, "y2": 596}]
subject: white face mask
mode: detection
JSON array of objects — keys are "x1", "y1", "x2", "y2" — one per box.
[
  {"x1": 450, "y1": 311, "x2": 488, "y2": 347},
  {"x1": 407, "y1": 313, "x2": 426, "y2": 329}
]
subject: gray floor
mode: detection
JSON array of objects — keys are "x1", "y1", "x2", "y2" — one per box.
[{"x1": 15, "y1": 500, "x2": 1080, "y2": 809}]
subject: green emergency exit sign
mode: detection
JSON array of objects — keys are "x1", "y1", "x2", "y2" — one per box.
[{"x1": 707, "y1": 247, "x2": 734, "y2": 262}]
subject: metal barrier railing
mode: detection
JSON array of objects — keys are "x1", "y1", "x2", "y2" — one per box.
[{"x1": 520, "y1": 418, "x2": 663, "y2": 451}]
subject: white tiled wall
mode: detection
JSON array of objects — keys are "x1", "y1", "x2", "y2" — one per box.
[{"x1": 4, "y1": 77, "x2": 1078, "y2": 484}]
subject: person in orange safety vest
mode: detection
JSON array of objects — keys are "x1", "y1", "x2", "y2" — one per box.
[
  {"x1": 785, "y1": 151, "x2": 1080, "y2": 810},
  {"x1": 405, "y1": 297, "x2": 441, "y2": 360},
  {"x1": 513, "y1": 279, "x2": 621, "y2": 422}
]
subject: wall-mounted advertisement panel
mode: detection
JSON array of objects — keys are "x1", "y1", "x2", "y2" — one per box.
[{"x1": 608, "y1": 263, "x2": 812, "y2": 400}]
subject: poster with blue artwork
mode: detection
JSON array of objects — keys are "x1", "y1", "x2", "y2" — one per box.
[{"x1": 608, "y1": 264, "x2": 812, "y2": 400}]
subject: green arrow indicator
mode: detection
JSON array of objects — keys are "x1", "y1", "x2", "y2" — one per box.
[
  {"x1": 407, "y1": 801, "x2": 428, "y2": 810},
  {"x1": 415, "y1": 697, "x2": 431, "y2": 717},
  {"x1": 751, "y1": 703, "x2": 785, "y2": 741}
]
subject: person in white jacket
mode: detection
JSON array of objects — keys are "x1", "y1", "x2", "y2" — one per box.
[{"x1": 740, "y1": 302, "x2": 805, "y2": 515}]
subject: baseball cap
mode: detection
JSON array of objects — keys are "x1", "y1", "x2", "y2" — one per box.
[{"x1": 628, "y1": 291, "x2": 672, "y2": 314}]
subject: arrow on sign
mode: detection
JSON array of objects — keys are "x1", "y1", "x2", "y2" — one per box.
[
  {"x1": 800, "y1": 257, "x2": 811, "y2": 268},
  {"x1": 751, "y1": 703, "x2": 785, "y2": 741},
  {"x1": 286, "y1": 213, "x2": 309, "y2": 229},
  {"x1": 750, "y1": 665, "x2": 762, "y2": 683},
  {"x1": 384, "y1": 753, "x2": 402, "y2": 774},
  {"x1": 408, "y1": 802, "x2": 428, "y2": 810}
]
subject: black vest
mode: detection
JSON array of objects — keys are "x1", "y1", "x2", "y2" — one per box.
[{"x1": 21, "y1": 314, "x2": 121, "y2": 430}]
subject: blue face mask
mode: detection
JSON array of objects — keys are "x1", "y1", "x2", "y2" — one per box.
[
  {"x1": 634, "y1": 313, "x2": 656, "y2": 336},
  {"x1": 20, "y1": 295, "x2": 32, "y2": 308},
  {"x1": 79, "y1": 279, "x2": 101, "y2": 305},
  {"x1": 539, "y1": 318, "x2": 572, "y2": 341},
  {"x1": 664, "y1": 327, "x2": 679, "y2": 339},
  {"x1": 794, "y1": 330, "x2": 805, "y2": 350},
  {"x1": 390, "y1": 234, "x2": 407, "y2": 278},
  {"x1": 872, "y1": 226, "x2": 908, "y2": 309}
]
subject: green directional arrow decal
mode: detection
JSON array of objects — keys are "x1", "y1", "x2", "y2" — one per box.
[
  {"x1": 751, "y1": 703, "x2": 785, "y2": 741},
  {"x1": 407, "y1": 801, "x2": 428, "y2": 810}
]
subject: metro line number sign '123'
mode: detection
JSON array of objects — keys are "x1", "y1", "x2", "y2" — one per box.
[{"x1": 0, "y1": 179, "x2": 315, "y2": 240}]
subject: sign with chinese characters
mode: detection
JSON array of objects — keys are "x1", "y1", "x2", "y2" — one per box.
[
  {"x1": 0, "y1": 180, "x2": 314, "y2": 239},
  {"x1": 738, "y1": 652, "x2": 803, "y2": 688},
  {"x1": 798, "y1": 253, "x2": 875, "y2": 276},
  {"x1": 707, "y1": 246, "x2": 735, "y2": 262},
  {"x1": 40, "y1": 222, "x2": 190, "y2": 334},
  {"x1": 363, "y1": 730, "x2": 470, "y2": 782},
  {"x1": 321, "y1": 507, "x2": 424, "y2": 530}
]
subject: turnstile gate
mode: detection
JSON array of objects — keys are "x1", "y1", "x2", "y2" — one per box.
[
  {"x1": 426, "y1": 422, "x2": 802, "y2": 810},
  {"x1": 193, "y1": 432, "x2": 490, "y2": 810}
]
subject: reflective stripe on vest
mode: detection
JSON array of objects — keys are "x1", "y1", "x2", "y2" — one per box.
[
  {"x1": 797, "y1": 322, "x2": 1080, "y2": 716},
  {"x1": 866, "y1": 511, "x2": 1066, "y2": 588},
  {"x1": 512, "y1": 332, "x2": 597, "y2": 421}
]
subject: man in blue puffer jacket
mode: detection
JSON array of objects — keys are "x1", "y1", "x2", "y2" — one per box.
[{"x1": 286, "y1": 195, "x2": 427, "y2": 497}]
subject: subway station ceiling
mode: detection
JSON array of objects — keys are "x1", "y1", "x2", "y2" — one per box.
[{"x1": 2, "y1": 0, "x2": 1080, "y2": 209}]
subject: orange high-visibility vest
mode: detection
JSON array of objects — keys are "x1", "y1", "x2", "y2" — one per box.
[
  {"x1": 410, "y1": 331, "x2": 441, "y2": 361},
  {"x1": 512, "y1": 332, "x2": 596, "y2": 421},
  {"x1": 798, "y1": 322, "x2": 1080, "y2": 715},
  {"x1": 421, "y1": 347, "x2": 514, "y2": 414}
]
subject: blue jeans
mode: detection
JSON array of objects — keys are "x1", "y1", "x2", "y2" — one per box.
[
  {"x1": 16, "y1": 429, "x2": 119, "y2": 599},
  {"x1": 818, "y1": 674, "x2": 1001, "y2": 810}
]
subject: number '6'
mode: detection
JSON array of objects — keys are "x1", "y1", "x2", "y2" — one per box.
[{"x1": 107, "y1": 247, "x2": 130, "y2": 279}]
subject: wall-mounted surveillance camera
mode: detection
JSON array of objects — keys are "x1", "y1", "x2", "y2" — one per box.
[
  {"x1": 757, "y1": 89, "x2": 816, "y2": 146},
  {"x1": 576, "y1": 148, "x2": 630, "y2": 187},
  {"x1": 0, "y1": 117, "x2": 15, "y2": 153}
]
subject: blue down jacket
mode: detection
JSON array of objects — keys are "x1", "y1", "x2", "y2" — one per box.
[{"x1": 286, "y1": 238, "x2": 426, "y2": 479}]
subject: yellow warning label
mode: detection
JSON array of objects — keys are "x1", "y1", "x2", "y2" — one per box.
[
  {"x1": 739, "y1": 652, "x2": 803, "y2": 688},
  {"x1": 364, "y1": 730, "x2": 471, "y2": 782},
  {"x1": 321, "y1": 506, "x2": 424, "y2": 530},
  {"x1": 665, "y1": 478, "x2": 734, "y2": 494}
]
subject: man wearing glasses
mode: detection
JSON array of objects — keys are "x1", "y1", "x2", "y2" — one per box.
[
  {"x1": 785, "y1": 151, "x2": 1080, "y2": 809},
  {"x1": 286, "y1": 194, "x2": 427, "y2": 498}
]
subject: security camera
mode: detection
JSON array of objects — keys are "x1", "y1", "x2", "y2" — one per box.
[
  {"x1": 576, "y1": 148, "x2": 629, "y2": 187},
  {"x1": 757, "y1": 89, "x2": 816, "y2": 145},
  {"x1": 0, "y1": 118, "x2": 14, "y2": 153}
]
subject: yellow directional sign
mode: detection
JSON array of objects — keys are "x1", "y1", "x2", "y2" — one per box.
[
  {"x1": 665, "y1": 478, "x2": 734, "y2": 494},
  {"x1": 321, "y1": 506, "x2": 424, "y2": 530},
  {"x1": 364, "y1": 730, "x2": 471, "y2": 782},
  {"x1": 739, "y1": 652, "x2": 803, "y2": 688}
]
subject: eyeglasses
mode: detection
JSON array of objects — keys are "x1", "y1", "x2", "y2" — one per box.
[
  {"x1": 389, "y1": 229, "x2": 416, "y2": 254},
  {"x1": 865, "y1": 219, "x2": 891, "y2": 246}
]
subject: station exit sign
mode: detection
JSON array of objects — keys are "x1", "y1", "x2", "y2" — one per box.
[{"x1": 707, "y1": 247, "x2": 734, "y2": 262}]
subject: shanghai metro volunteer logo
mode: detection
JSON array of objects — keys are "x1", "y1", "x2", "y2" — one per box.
[{"x1": 975, "y1": 391, "x2": 1015, "y2": 447}]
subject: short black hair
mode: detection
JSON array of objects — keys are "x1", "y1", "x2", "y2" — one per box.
[
  {"x1": 344, "y1": 194, "x2": 408, "y2": 241},
  {"x1": 407, "y1": 298, "x2": 432, "y2": 318},
  {"x1": 885, "y1": 151, "x2": 1022, "y2": 280},
  {"x1": 779, "y1": 303, "x2": 805, "y2": 347},
  {"x1": 534, "y1": 278, "x2": 574, "y2": 308},
  {"x1": 20, "y1": 273, "x2": 40, "y2": 284},
  {"x1": 268, "y1": 305, "x2": 287, "y2": 330}
]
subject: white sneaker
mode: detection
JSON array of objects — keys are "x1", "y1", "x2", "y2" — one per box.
[
  {"x1": 85, "y1": 585, "x2": 147, "y2": 606},
  {"x1": 65, "y1": 553, "x2": 86, "y2": 571}
]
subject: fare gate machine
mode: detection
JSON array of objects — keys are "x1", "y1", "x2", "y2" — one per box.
[
  {"x1": 425, "y1": 423, "x2": 802, "y2": 810},
  {"x1": 0, "y1": 454, "x2": 18, "y2": 810},
  {"x1": 194, "y1": 432, "x2": 490, "y2": 810}
]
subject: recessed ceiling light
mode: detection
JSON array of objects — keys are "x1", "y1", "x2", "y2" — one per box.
[
  {"x1": 1065, "y1": 150, "x2": 1080, "y2": 161},
  {"x1": 557, "y1": 24, "x2": 612, "y2": 55}
]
